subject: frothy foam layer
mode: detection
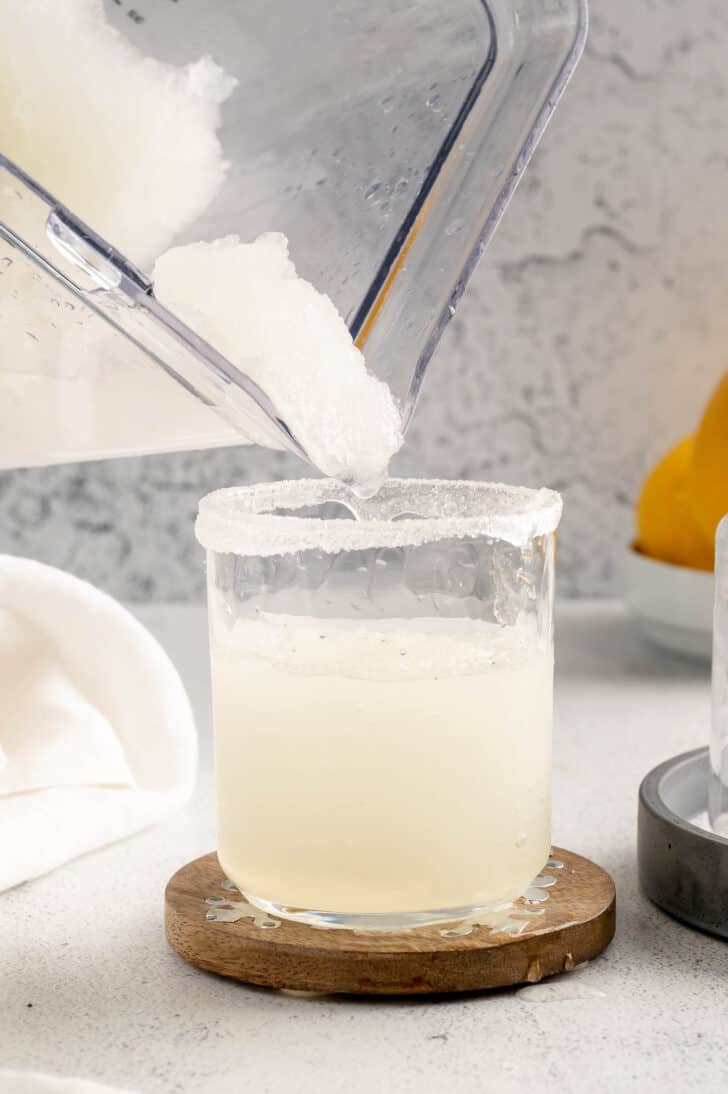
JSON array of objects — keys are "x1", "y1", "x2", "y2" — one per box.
[
  {"x1": 153, "y1": 234, "x2": 404, "y2": 484},
  {"x1": 214, "y1": 614, "x2": 547, "y2": 681}
]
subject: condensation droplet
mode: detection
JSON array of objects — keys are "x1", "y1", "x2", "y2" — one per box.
[
  {"x1": 523, "y1": 888, "x2": 550, "y2": 905},
  {"x1": 445, "y1": 218, "x2": 465, "y2": 237},
  {"x1": 440, "y1": 923, "x2": 473, "y2": 938},
  {"x1": 204, "y1": 888, "x2": 281, "y2": 929},
  {"x1": 491, "y1": 918, "x2": 529, "y2": 937},
  {"x1": 526, "y1": 958, "x2": 543, "y2": 983}
]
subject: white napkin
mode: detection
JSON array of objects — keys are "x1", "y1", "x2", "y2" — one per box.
[
  {"x1": 0, "y1": 1072, "x2": 138, "y2": 1094},
  {"x1": 0, "y1": 555, "x2": 196, "y2": 892},
  {"x1": 0, "y1": 1072, "x2": 138, "y2": 1089}
]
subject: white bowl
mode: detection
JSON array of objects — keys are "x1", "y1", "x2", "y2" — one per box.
[{"x1": 622, "y1": 545, "x2": 714, "y2": 661}]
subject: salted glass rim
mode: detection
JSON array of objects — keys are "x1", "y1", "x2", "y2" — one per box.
[{"x1": 195, "y1": 478, "x2": 562, "y2": 557}]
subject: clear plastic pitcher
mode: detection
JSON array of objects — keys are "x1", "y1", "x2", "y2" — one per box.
[{"x1": 0, "y1": 0, "x2": 587, "y2": 472}]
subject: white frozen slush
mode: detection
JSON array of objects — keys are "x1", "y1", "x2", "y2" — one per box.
[
  {"x1": 153, "y1": 235, "x2": 403, "y2": 487},
  {"x1": 0, "y1": 0, "x2": 235, "y2": 268}
]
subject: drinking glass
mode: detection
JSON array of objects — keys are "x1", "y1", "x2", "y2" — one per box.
[
  {"x1": 709, "y1": 515, "x2": 728, "y2": 836},
  {"x1": 196, "y1": 478, "x2": 562, "y2": 929}
]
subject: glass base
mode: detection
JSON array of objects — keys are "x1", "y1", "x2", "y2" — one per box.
[{"x1": 243, "y1": 891, "x2": 514, "y2": 932}]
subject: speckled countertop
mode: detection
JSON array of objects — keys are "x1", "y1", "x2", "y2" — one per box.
[{"x1": 2, "y1": 601, "x2": 727, "y2": 1094}]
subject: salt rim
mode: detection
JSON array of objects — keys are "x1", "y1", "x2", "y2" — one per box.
[{"x1": 195, "y1": 479, "x2": 562, "y2": 557}]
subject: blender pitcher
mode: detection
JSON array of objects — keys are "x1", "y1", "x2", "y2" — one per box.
[{"x1": 0, "y1": 0, "x2": 587, "y2": 473}]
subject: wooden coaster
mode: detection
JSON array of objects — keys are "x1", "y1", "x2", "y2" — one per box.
[{"x1": 165, "y1": 847, "x2": 615, "y2": 995}]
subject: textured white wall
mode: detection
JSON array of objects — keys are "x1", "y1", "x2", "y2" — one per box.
[{"x1": 1, "y1": 0, "x2": 726, "y2": 598}]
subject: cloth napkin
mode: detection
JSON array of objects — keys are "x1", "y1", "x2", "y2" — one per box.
[
  {"x1": 0, "y1": 1072, "x2": 138, "y2": 1094},
  {"x1": 0, "y1": 555, "x2": 196, "y2": 892}
]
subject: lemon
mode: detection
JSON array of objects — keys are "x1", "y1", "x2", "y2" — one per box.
[
  {"x1": 690, "y1": 370, "x2": 728, "y2": 544},
  {"x1": 636, "y1": 434, "x2": 714, "y2": 571}
]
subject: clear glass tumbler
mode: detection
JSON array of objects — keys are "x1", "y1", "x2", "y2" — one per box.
[
  {"x1": 196, "y1": 478, "x2": 562, "y2": 930},
  {"x1": 709, "y1": 515, "x2": 728, "y2": 836}
]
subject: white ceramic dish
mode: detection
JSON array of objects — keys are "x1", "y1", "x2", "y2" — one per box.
[{"x1": 622, "y1": 545, "x2": 714, "y2": 661}]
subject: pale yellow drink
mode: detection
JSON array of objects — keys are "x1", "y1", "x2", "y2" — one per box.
[{"x1": 212, "y1": 615, "x2": 553, "y2": 916}]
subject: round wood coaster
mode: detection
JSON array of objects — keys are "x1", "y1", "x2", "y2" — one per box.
[{"x1": 165, "y1": 847, "x2": 615, "y2": 995}]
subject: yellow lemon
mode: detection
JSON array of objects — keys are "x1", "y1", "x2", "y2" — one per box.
[
  {"x1": 691, "y1": 370, "x2": 728, "y2": 544},
  {"x1": 636, "y1": 434, "x2": 714, "y2": 571}
]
